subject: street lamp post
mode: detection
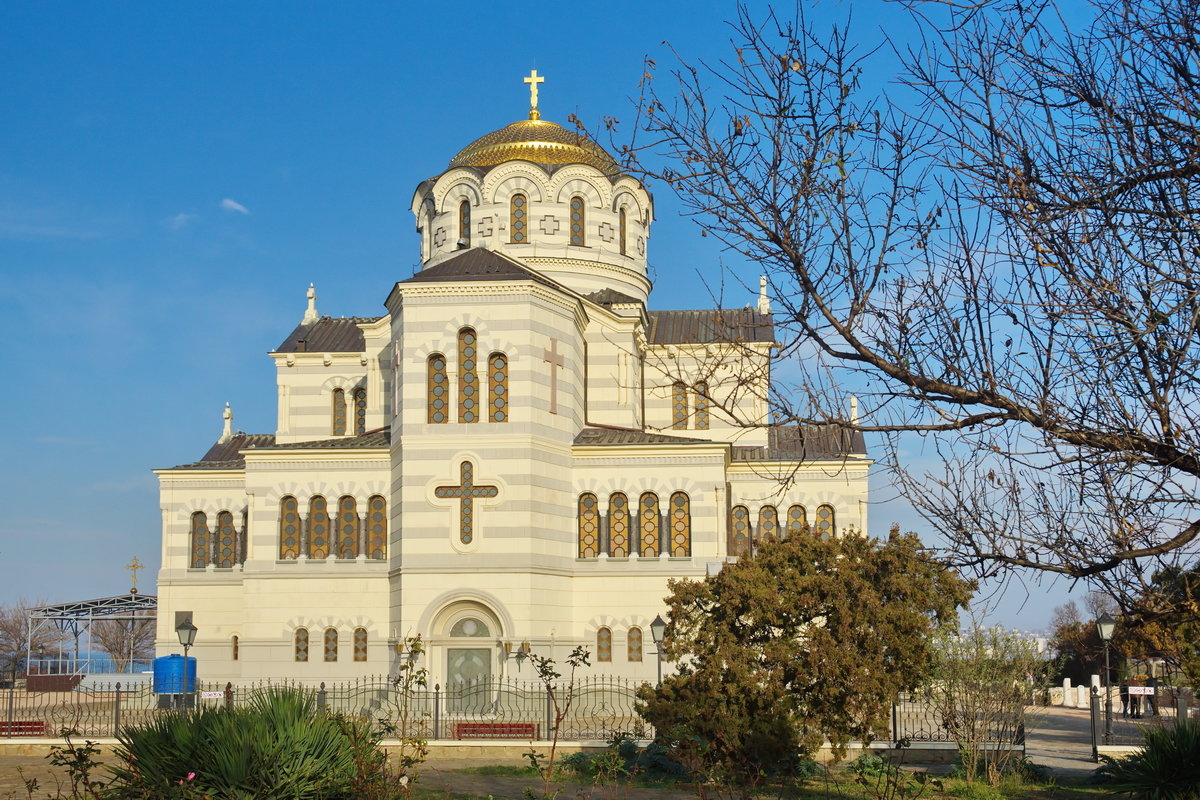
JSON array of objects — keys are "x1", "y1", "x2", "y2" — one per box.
[
  {"x1": 1096, "y1": 612, "x2": 1117, "y2": 745},
  {"x1": 650, "y1": 614, "x2": 667, "y2": 686},
  {"x1": 175, "y1": 619, "x2": 197, "y2": 710}
]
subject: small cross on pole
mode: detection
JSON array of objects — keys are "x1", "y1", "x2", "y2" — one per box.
[
  {"x1": 125, "y1": 556, "x2": 145, "y2": 594},
  {"x1": 524, "y1": 69, "x2": 545, "y2": 120},
  {"x1": 543, "y1": 338, "x2": 565, "y2": 414}
]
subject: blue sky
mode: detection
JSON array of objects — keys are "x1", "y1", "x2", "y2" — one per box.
[{"x1": 0, "y1": 1, "x2": 1073, "y2": 629}]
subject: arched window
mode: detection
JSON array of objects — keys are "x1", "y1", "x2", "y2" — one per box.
[
  {"x1": 758, "y1": 506, "x2": 779, "y2": 543},
  {"x1": 628, "y1": 627, "x2": 643, "y2": 662},
  {"x1": 669, "y1": 492, "x2": 691, "y2": 557},
  {"x1": 279, "y1": 496, "x2": 299, "y2": 559},
  {"x1": 353, "y1": 387, "x2": 367, "y2": 435},
  {"x1": 569, "y1": 196, "x2": 585, "y2": 246},
  {"x1": 672, "y1": 382, "x2": 688, "y2": 429},
  {"x1": 597, "y1": 627, "x2": 612, "y2": 662},
  {"x1": 428, "y1": 353, "x2": 448, "y2": 424},
  {"x1": 619, "y1": 207, "x2": 627, "y2": 256},
  {"x1": 324, "y1": 627, "x2": 338, "y2": 662},
  {"x1": 489, "y1": 352, "x2": 508, "y2": 422},
  {"x1": 786, "y1": 505, "x2": 808, "y2": 538},
  {"x1": 354, "y1": 627, "x2": 368, "y2": 662},
  {"x1": 190, "y1": 512, "x2": 209, "y2": 568},
  {"x1": 695, "y1": 382, "x2": 709, "y2": 430},
  {"x1": 337, "y1": 496, "x2": 358, "y2": 559},
  {"x1": 295, "y1": 628, "x2": 309, "y2": 662},
  {"x1": 730, "y1": 505, "x2": 750, "y2": 556},
  {"x1": 232, "y1": 635, "x2": 239, "y2": 661},
  {"x1": 639, "y1": 492, "x2": 660, "y2": 557},
  {"x1": 216, "y1": 510, "x2": 236, "y2": 568},
  {"x1": 308, "y1": 496, "x2": 330, "y2": 559},
  {"x1": 459, "y1": 199, "x2": 471, "y2": 247},
  {"x1": 332, "y1": 388, "x2": 347, "y2": 436},
  {"x1": 510, "y1": 193, "x2": 527, "y2": 243},
  {"x1": 607, "y1": 493, "x2": 630, "y2": 557},
  {"x1": 578, "y1": 493, "x2": 599, "y2": 558},
  {"x1": 816, "y1": 504, "x2": 835, "y2": 539},
  {"x1": 367, "y1": 495, "x2": 387, "y2": 559},
  {"x1": 458, "y1": 327, "x2": 479, "y2": 423}
]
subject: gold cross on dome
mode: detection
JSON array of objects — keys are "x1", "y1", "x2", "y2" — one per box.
[
  {"x1": 524, "y1": 69, "x2": 545, "y2": 119},
  {"x1": 125, "y1": 556, "x2": 145, "y2": 592}
]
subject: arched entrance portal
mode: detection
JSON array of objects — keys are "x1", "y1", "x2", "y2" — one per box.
[
  {"x1": 429, "y1": 600, "x2": 505, "y2": 713},
  {"x1": 446, "y1": 615, "x2": 492, "y2": 686}
]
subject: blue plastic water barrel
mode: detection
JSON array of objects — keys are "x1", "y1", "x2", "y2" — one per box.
[{"x1": 152, "y1": 654, "x2": 196, "y2": 694}]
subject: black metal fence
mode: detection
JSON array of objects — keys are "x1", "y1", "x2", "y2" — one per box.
[{"x1": 1089, "y1": 686, "x2": 1194, "y2": 754}]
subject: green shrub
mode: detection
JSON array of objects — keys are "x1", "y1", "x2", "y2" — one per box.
[
  {"x1": 106, "y1": 688, "x2": 375, "y2": 799},
  {"x1": 949, "y1": 781, "x2": 1006, "y2": 800},
  {"x1": 1096, "y1": 718, "x2": 1200, "y2": 799},
  {"x1": 847, "y1": 753, "x2": 897, "y2": 779}
]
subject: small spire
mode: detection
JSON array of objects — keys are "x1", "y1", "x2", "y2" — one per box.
[
  {"x1": 219, "y1": 402, "x2": 234, "y2": 443},
  {"x1": 303, "y1": 283, "x2": 319, "y2": 324},
  {"x1": 850, "y1": 395, "x2": 859, "y2": 424},
  {"x1": 757, "y1": 275, "x2": 771, "y2": 315}
]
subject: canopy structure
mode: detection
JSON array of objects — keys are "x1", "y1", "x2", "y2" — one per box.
[{"x1": 28, "y1": 593, "x2": 158, "y2": 676}]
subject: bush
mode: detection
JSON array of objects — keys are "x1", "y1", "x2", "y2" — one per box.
[
  {"x1": 1096, "y1": 718, "x2": 1200, "y2": 799},
  {"x1": 847, "y1": 753, "x2": 897, "y2": 779},
  {"x1": 106, "y1": 688, "x2": 377, "y2": 799}
]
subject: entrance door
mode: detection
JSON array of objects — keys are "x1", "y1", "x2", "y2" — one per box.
[{"x1": 446, "y1": 648, "x2": 492, "y2": 713}]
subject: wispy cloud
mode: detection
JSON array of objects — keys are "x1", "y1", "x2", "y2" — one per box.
[
  {"x1": 220, "y1": 198, "x2": 250, "y2": 215},
  {"x1": 166, "y1": 212, "x2": 196, "y2": 230}
]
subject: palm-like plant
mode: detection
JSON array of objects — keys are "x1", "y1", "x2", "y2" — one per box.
[{"x1": 1096, "y1": 718, "x2": 1200, "y2": 800}]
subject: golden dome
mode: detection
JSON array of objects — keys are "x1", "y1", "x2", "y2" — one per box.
[{"x1": 448, "y1": 118, "x2": 622, "y2": 174}]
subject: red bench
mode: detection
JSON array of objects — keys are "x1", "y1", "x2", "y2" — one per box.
[
  {"x1": 0, "y1": 721, "x2": 48, "y2": 737},
  {"x1": 454, "y1": 722, "x2": 539, "y2": 740}
]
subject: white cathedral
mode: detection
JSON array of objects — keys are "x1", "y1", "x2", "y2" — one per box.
[{"x1": 153, "y1": 74, "x2": 870, "y2": 685}]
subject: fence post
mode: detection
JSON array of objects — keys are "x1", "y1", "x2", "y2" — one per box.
[
  {"x1": 113, "y1": 682, "x2": 122, "y2": 734},
  {"x1": 317, "y1": 682, "x2": 327, "y2": 711},
  {"x1": 544, "y1": 683, "x2": 553, "y2": 741},
  {"x1": 1089, "y1": 686, "x2": 1101, "y2": 762},
  {"x1": 1178, "y1": 691, "x2": 1189, "y2": 721},
  {"x1": 891, "y1": 699, "x2": 900, "y2": 746},
  {"x1": 5, "y1": 669, "x2": 14, "y2": 738},
  {"x1": 433, "y1": 684, "x2": 441, "y2": 740}
]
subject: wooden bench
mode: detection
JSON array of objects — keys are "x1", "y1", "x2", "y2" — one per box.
[
  {"x1": 0, "y1": 721, "x2": 48, "y2": 737},
  {"x1": 454, "y1": 722, "x2": 539, "y2": 740}
]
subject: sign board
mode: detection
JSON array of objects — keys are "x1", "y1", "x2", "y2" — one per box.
[
  {"x1": 1129, "y1": 686, "x2": 1155, "y2": 696},
  {"x1": 200, "y1": 691, "x2": 225, "y2": 700}
]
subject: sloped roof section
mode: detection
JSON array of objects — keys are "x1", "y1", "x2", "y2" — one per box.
[
  {"x1": 648, "y1": 309, "x2": 774, "y2": 345},
  {"x1": 275, "y1": 317, "x2": 382, "y2": 354},
  {"x1": 166, "y1": 431, "x2": 390, "y2": 471},
  {"x1": 255, "y1": 430, "x2": 391, "y2": 450},
  {"x1": 731, "y1": 425, "x2": 867, "y2": 461},
  {"x1": 401, "y1": 248, "x2": 559, "y2": 289},
  {"x1": 200, "y1": 433, "x2": 276, "y2": 462},
  {"x1": 574, "y1": 427, "x2": 713, "y2": 446}
]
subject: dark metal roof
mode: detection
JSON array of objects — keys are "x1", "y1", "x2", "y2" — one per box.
[
  {"x1": 585, "y1": 288, "x2": 642, "y2": 307},
  {"x1": 31, "y1": 594, "x2": 157, "y2": 618},
  {"x1": 731, "y1": 425, "x2": 867, "y2": 461},
  {"x1": 400, "y1": 248, "x2": 559, "y2": 290},
  {"x1": 165, "y1": 431, "x2": 389, "y2": 471},
  {"x1": 647, "y1": 309, "x2": 774, "y2": 345},
  {"x1": 255, "y1": 430, "x2": 391, "y2": 450},
  {"x1": 200, "y1": 434, "x2": 276, "y2": 462},
  {"x1": 574, "y1": 427, "x2": 714, "y2": 446},
  {"x1": 274, "y1": 317, "x2": 382, "y2": 354}
]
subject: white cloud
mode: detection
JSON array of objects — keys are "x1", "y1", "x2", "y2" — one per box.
[
  {"x1": 167, "y1": 212, "x2": 196, "y2": 230},
  {"x1": 220, "y1": 198, "x2": 250, "y2": 215}
]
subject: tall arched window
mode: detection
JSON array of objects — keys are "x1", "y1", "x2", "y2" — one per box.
[
  {"x1": 337, "y1": 496, "x2": 359, "y2": 559},
  {"x1": 578, "y1": 493, "x2": 599, "y2": 558},
  {"x1": 279, "y1": 496, "x2": 299, "y2": 559},
  {"x1": 639, "y1": 492, "x2": 660, "y2": 557},
  {"x1": 816, "y1": 504, "x2": 835, "y2": 539},
  {"x1": 619, "y1": 207, "x2": 627, "y2": 255},
  {"x1": 295, "y1": 628, "x2": 309, "y2": 662},
  {"x1": 489, "y1": 352, "x2": 508, "y2": 422},
  {"x1": 730, "y1": 505, "x2": 750, "y2": 556},
  {"x1": 353, "y1": 387, "x2": 367, "y2": 435},
  {"x1": 695, "y1": 382, "x2": 709, "y2": 430},
  {"x1": 628, "y1": 627, "x2": 643, "y2": 662},
  {"x1": 354, "y1": 627, "x2": 368, "y2": 662},
  {"x1": 672, "y1": 382, "x2": 688, "y2": 429},
  {"x1": 510, "y1": 193, "x2": 527, "y2": 243},
  {"x1": 308, "y1": 496, "x2": 329, "y2": 559},
  {"x1": 324, "y1": 627, "x2": 338, "y2": 662},
  {"x1": 367, "y1": 495, "x2": 387, "y2": 559},
  {"x1": 332, "y1": 388, "x2": 347, "y2": 435},
  {"x1": 569, "y1": 196, "x2": 585, "y2": 245},
  {"x1": 458, "y1": 327, "x2": 479, "y2": 423},
  {"x1": 669, "y1": 492, "x2": 691, "y2": 557},
  {"x1": 428, "y1": 353, "x2": 448, "y2": 424},
  {"x1": 786, "y1": 504, "x2": 808, "y2": 538},
  {"x1": 232, "y1": 635, "x2": 239, "y2": 661},
  {"x1": 607, "y1": 493, "x2": 630, "y2": 557},
  {"x1": 758, "y1": 506, "x2": 779, "y2": 543},
  {"x1": 190, "y1": 512, "x2": 209, "y2": 568},
  {"x1": 216, "y1": 510, "x2": 236, "y2": 568},
  {"x1": 459, "y1": 199, "x2": 471, "y2": 247},
  {"x1": 597, "y1": 627, "x2": 612, "y2": 662}
]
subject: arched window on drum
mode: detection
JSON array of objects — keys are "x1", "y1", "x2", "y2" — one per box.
[
  {"x1": 279, "y1": 496, "x2": 299, "y2": 559},
  {"x1": 367, "y1": 495, "x2": 387, "y2": 559},
  {"x1": 786, "y1": 504, "x2": 808, "y2": 538},
  {"x1": 307, "y1": 496, "x2": 330, "y2": 559},
  {"x1": 638, "y1": 492, "x2": 660, "y2": 557},
  {"x1": 336, "y1": 496, "x2": 358, "y2": 559},
  {"x1": 332, "y1": 388, "x2": 347, "y2": 436},
  {"x1": 510, "y1": 193, "x2": 528, "y2": 243},
  {"x1": 569, "y1": 196, "x2": 585, "y2": 246},
  {"x1": 758, "y1": 505, "x2": 779, "y2": 544},
  {"x1": 353, "y1": 387, "x2": 367, "y2": 435},
  {"x1": 190, "y1": 512, "x2": 209, "y2": 568},
  {"x1": 458, "y1": 328, "x2": 479, "y2": 423},
  {"x1": 428, "y1": 354, "x2": 448, "y2": 424},
  {"x1": 489, "y1": 352, "x2": 508, "y2": 422},
  {"x1": 729, "y1": 505, "x2": 750, "y2": 556},
  {"x1": 669, "y1": 492, "x2": 691, "y2": 557},
  {"x1": 607, "y1": 493, "x2": 630, "y2": 557},
  {"x1": 458, "y1": 199, "x2": 471, "y2": 248},
  {"x1": 816, "y1": 504, "x2": 836, "y2": 539},
  {"x1": 578, "y1": 493, "x2": 599, "y2": 558}
]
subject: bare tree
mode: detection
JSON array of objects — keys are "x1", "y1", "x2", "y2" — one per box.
[
  {"x1": 91, "y1": 613, "x2": 155, "y2": 674},
  {"x1": 617, "y1": 0, "x2": 1200, "y2": 621},
  {"x1": 0, "y1": 599, "x2": 65, "y2": 675}
]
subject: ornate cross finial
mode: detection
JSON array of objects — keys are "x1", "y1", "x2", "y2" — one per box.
[
  {"x1": 524, "y1": 69, "x2": 545, "y2": 120},
  {"x1": 219, "y1": 402, "x2": 234, "y2": 443},
  {"x1": 303, "y1": 282, "x2": 319, "y2": 324},
  {"x1": 125, "y1": 556, "x2": 145, "y2": 593}
]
